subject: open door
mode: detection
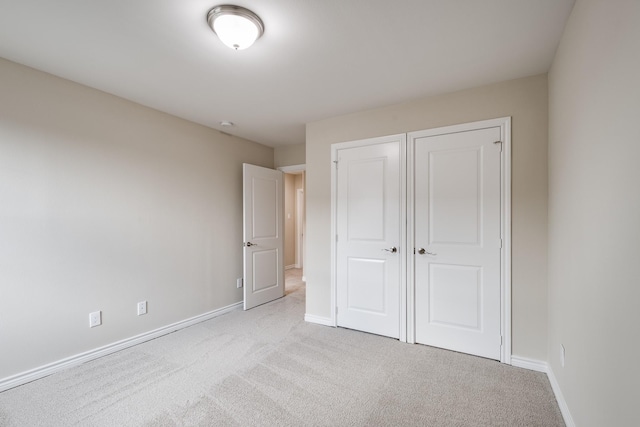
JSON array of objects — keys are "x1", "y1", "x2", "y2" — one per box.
[{"x1": 243, "y1": 164, "x2": 284, "y2": 310}]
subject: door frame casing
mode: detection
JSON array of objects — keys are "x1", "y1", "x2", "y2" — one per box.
[
  {"x1": 330, "y1": 117, "x2": 512, "y2": 364},
  {"x1": 330, "y1": 134, "x2": 408, "y2": 342},
  {"x1": 407, "y1": 117, "x2": 511, "y2": 363},
  {"x1": 295, "y1": 188, "x2": 304, "y2": 269}
]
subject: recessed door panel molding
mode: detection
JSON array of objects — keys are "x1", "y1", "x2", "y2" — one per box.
[
  {"x1": 428, "y1": 264, "x2": 482, "y2": 330},
  {"x1": 428, "y1": 147, "x2": 482, "y2": 246},
  {"x1": 347, "y1": 158, "x2": 386, "y2": 242},
  {"x1": 252, "y1": 249, "x2": 279, "y2": 292},
  {"x1": 347, "y1": 257, "x2": 387, "y2": 314},
  {"x1": 333, "y1": 135, "x2": 405, "y2": 340},
  {"x1": 243, "y1": 164, "x2": 284, "y2": 310},
  {"x1": 251, "y1": 177, "x2": 279, "y2": 239}
]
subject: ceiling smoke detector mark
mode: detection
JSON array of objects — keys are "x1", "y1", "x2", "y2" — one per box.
[{"x1": 220, "y1": 121, "x2": 234, "y2": 127}]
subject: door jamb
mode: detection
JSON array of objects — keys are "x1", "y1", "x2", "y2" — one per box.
[
  {"x1": 278, "y1": 164, "x2": 306, "y2": 174},
  {"x1": 295, "y1": 188, "x2": 304, "y2": 269}
]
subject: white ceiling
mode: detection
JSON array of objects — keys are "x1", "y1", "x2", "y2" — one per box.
[{"x1": 0, "y1": 0, "x2": 575, "y2": 147}]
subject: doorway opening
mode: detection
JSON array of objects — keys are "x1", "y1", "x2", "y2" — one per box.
[
  {"x1": 284, "y1": 268, "x2": 304, "y2": 296},
  {"x1": 280, "y1": 165, "x2": 306, "y2": 295}
]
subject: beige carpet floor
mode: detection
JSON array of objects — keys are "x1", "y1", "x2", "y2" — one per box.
[{"x1": 0, "y1": 269, "x2": 564, "y2": 426}]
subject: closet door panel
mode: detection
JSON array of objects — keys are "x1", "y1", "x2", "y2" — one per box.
[
  {"x1": 335, "y1": 136, "x2": 403, "y2": 339},
  {"x1": 412, "y1": 126, "x2": 502, "y2": 360}
]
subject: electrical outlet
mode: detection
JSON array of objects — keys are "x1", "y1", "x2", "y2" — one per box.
[
  {"x1": 137, "y1": 301, "x2": 147, "y2": 316},
  {"x1": 560, "y1": 344, "x2": 566, "y2": 368},
  {"x1": 237, "y1": 278, "x2": 243, "y2": 288},
  {"x1": 89, "y1": 311, "x2": 101, "y2": 328}
]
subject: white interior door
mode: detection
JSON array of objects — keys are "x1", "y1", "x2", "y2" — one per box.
[
  {"x1": 411, "y1": 127, "x2": 502, "y2": 359},
  {"x1": 335, "y1": 135, "x2": 403, "y2": 339},
  {"x1": 243, "y1": 164, "x2": 284, "y2": 310}
]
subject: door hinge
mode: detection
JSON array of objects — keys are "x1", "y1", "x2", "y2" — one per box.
[
  {"x1": 333, "y1": 160, "x2": 338, "y2": 168},
  {"x1": 498, "y1": 238, "x2": 503, "y2": 249},
  {"x1": 494, "y1": 140, "x2": 503, "y2": 152}
]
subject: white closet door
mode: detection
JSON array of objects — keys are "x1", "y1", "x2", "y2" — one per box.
[
  {"x1": 412, "y1": 127, "x2": 502, "y2": 360},
  {"x1": 335, "y1": 136, "x2": 403, "y2": 339}
]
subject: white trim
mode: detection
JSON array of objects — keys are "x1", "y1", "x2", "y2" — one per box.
[
  {"x1": 295, "y1": 188, "x2": 304, "y2": 270},
  {"x1": 406, "y1": 131, "x2": 416, "y2": 344},
  {"x1": 304, "y1": 313, "x2": 334, "y2": 327},
  {"x1": 330, "y1": 145, "x2": 339, "y2": 327},
  {"x1": 399, "y1": 135, "x2": 408, "y2": 342},
  {"x1": 510, "y1": 356, "x2": 574, "y2": 427},
  {"x1": 511, "y1": 356, "x2": 548, "y2": 373},
  {"x1": 0, "y1": 301, "x2": 242, "y2": 393},
  {"x1": 278, "y1": 164, "x2": 306, "y2": 173},
  {"x1": 547, "y1": 367, "x2": 576, "y2": 427},
  {"x1": 501, "y1": 118, "x2": 512, "y2": 365}
]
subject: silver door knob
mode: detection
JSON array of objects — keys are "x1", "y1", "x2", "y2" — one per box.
[
  {"x1": 417, "y1": 248, "x2": 437, "y2": 255},
  {"x1": 382, "y1": 246, "x2": 398, "y2": 253},
  {"x1": 244, "y1": 242, "x2": 255, "y2": 247}
]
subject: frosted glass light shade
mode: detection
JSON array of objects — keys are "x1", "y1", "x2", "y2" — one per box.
[{"x1": 208, "y1": 5, "x2": 264, "y2": 51}]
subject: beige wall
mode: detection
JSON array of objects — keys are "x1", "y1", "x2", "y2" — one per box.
[
  {"x1": 274, "y1": 143, "x2": 305, "y2": 168},
  {"x1": 548, "y1": 1, "x2": 640, "y2": 425},
  {"x1": 306, "y1": 74, "x2": 549, "y2": 361},
  {"x1": 0, "y1": 58, "x2": 273, "y2": 380}
]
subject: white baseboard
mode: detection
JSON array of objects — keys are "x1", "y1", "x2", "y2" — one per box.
[
  {"x1": 0, "y1": 301, "x2": 243, "y2": 393},
  {"x1": 510, "y1": 356, "x2": 574, "y2": 427},
  {"x1": 547, "y1": 366, "x2": 575, "y2": 427},
  {"x1": 304, "y1": 313, "x2": 334, "y2": 327},
  {"x1": 511, "y1": 355, "x2": 548, "y2": 373}
]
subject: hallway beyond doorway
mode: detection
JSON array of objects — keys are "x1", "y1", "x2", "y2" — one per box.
[{"x1": 285, "y1": 268, "x2": 304, "y2": 296}]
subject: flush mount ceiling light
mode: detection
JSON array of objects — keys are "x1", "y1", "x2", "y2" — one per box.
[{"x1": 207, "y1": 5, "x2": 264, "y2": 50}]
